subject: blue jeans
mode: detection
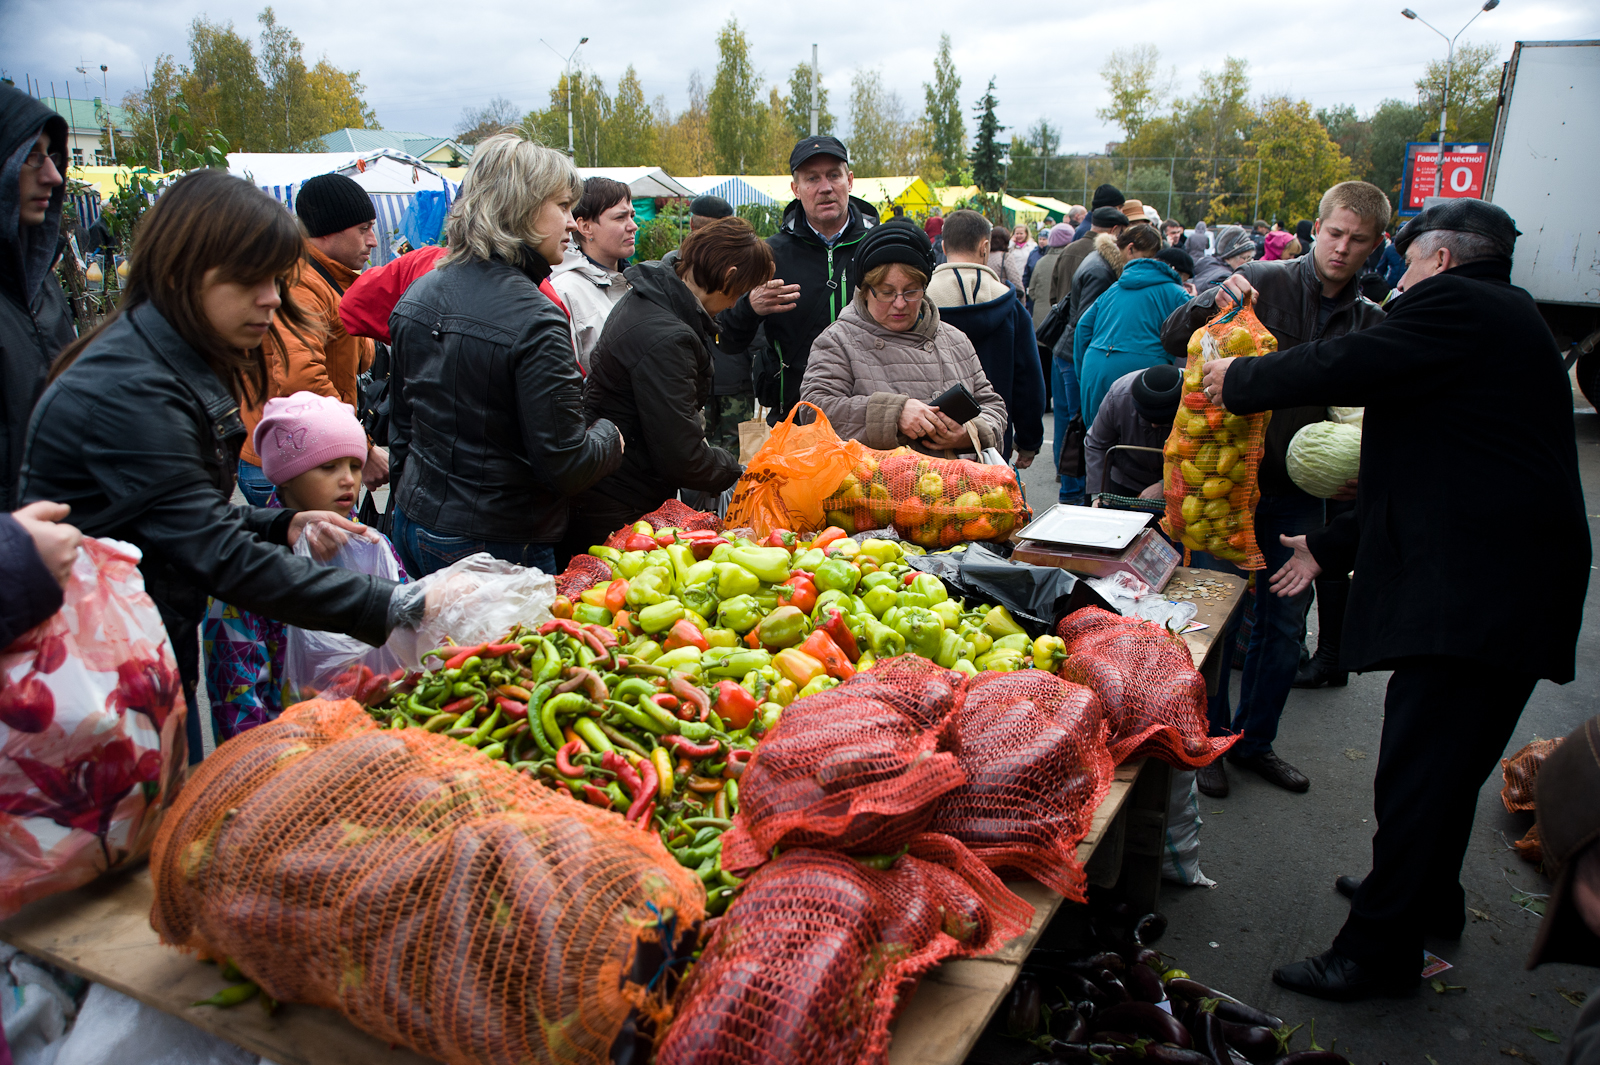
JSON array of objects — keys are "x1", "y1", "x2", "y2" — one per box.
[
  {"x1": 391, "y1": 507, "x2": 558, "y2": 578},
  {"x1": 236, "y1": 460, "x2": 275, "y2": 507},
  {"x1": 1205, "y1": 493, "x2": 1325, "y2": 758},
  {"x1": 1051, "y1": 356, "x2": 1085, "y2": 504}
]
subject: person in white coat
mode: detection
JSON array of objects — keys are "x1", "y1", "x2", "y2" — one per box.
[{"x1": 549, "y1": 176, "x2": 638, "y2": 371}]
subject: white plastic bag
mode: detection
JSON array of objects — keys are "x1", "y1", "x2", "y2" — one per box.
[
  {"x1": 282, "y1": 530, "x2": 403, "y2": 697},
  {"x1": 1160, "y1": 770, "x2": 1217, "y2": 888},
  {"x1": 385, "y1": 552, "x2": 557, "y2": 670}
]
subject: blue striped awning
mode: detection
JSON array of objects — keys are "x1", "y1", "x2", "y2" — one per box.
[
  {"x1": 682, "y1": 176, "x2": 777, "y2": 209},
  {"x1": 258, "y1": 182, "x2": 458, "y2": 266}
]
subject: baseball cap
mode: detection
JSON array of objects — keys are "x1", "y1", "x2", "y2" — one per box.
[{"x1": 789, "y1": 135, "x2": 850, "y2": 172}]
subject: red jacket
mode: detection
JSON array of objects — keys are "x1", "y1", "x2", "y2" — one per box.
[{"x1": 340, "y1": 245, "x2": 572, "y2": 342}]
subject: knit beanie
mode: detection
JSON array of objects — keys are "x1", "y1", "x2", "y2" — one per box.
[
  {"x1": 1131, "y1": 364, "x2": 1183, "y2": 424},
  {"x1": 295, "y1": 173, "x2": 377, "y2": 238},
  {"x1": 1213, "y1": 225, "x2": 1255, "y2": 260},
  {"x1": 253, "y1": 392, "x2": 369, "y2": 485},
  {"x1": 852, "y1": 220, "x2": 936, "y2": 285},
  {"x1": 1047, "y1": 224, "x2": 1075, "y2": 247},
  {"x1": 1091, "y1": 183, "x2": 1124, "y2": 209}
]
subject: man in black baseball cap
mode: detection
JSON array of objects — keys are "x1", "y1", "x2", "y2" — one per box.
[{"x1": 714, "y1": 135, "x2": 879, "y2": 422}]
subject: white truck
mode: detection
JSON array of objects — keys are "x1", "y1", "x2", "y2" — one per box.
[{"x1": 1483, "y1": 39, "x2": 1600, "y2": 405}]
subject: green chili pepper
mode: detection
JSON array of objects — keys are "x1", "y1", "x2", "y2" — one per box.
[
  {"x1": 572, "y1": 716, "x2": 614, "y2": 753},
  {"x1": 613, "y1": 676, "x2": 659, "y2": 703},
  {"x1": 930, "y1": 599, "x2": 963, "y2": 628},
  {"x1": 992, "y1": 632, "x2": 1031, "y2": 653},
  {"x1": 705, "y1": 648, "x2": 772, "y2": 679},
  {"x1": 625, "y1": 567, "x2": 674, "y2": 608},
  {"x1": 477, "y1": 742, "x2": 505, "y2": 760},
  {"x1": 789, "y1": 547, "x2": 825, "y2": 573},
  {"x1": 611, "y1": 699, "x2": 670, "y2": 736},
  {"x1": 572, "y1": 603, "x2": 612, "y2": 626},
  {"x1": 984, "y1": 605, "x2": 1026, "y2": 638},
  {"x1": 666, "y1": 541, "x2": 699, "y2": 587},
  {"x1": 861, "y1": 583, "x2": 898, "y2": 618},
  {"x1": 588, "y1": 545, "x2": 623, "y2": 567},
  {"x1": 193, "y1": 982, "x2": 259, "y2": 1008},
  {"x1": 714, "y1": 562, "x2": 761, "y2": 599},
  {"x1": 892, "y1": 607, "x2": 945, "y2": 659},
  {"x1": 463, "y1": 706, "x2": 503, "y2": 747}
]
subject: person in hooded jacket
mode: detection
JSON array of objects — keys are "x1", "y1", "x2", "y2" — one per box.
[
  {"x1": 1072, "y1": 224, "x2": 1192, "y2": 427},
  {"x1": 713, "y1": 136, "x2": 878, "y2": 423},
  {"x1": 0, "y1": 85, "x2": 75, "y2": 512},
  {"x1": 565, "y1": 218, "x2": 773, "y2": 550},
  {"x1": 1191, "y1": 225, "x2": 1257, "y2": 289}
]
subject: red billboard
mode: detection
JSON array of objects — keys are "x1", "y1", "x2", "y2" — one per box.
[{"x1": 1401, "y1": 143, "x2": 1489, "y2": 214}]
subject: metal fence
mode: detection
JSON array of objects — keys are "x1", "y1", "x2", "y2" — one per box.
[{"x1": 1003, "y1": 155, "x2": 1268, "y2": 225}]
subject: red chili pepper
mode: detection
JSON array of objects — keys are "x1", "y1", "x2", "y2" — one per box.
[
  {"x1": 555, "y1": 667, "x2": 609, "y2": 702},
  {"x1": 583, "y1": 623, "x2": 619, "y2": 649},
  {"x1": 439, "y1": 694, "x2": 478, "y2": 716},
  {"x1": 653, "y1": 532, "x2": 680, "y2": 548},
  {"x1": 723, "y1": 748, "x2": 754, "y2": 779},
  {"x1": 651, "y1": 693, "x2": 679, "y2": 711},
  {"x1": 903, "y1": 572, "x2": 918, "y2": 586},
  {"x1": 603, "y1": 751, "x2": 644, "y2": 798},
  {"x1": 624, "y1": 533, "x2": 657, "y2": 552},
  {"x1": 662, "y1": 618, "x2": 710, "y2": 653},
  {"x1": 818, "y1": 605, "x2": 860, "y2": 661},
  {"x1": 631, "y1": 801, "x2": 655, "y2": 829},
  {"x1": 494, "y1": 695, "x2": 528, "y2": 720},
  {"x1": 582, "y1": 783, "x2": 613, "y2": 808},
  {"x1": 713, "y1": 680, "x2": 759, "y2": 730},
  {"x1": 540, "y1": 619, "x2": 611, "y2": 662},
  {"x1": 776, "y1": 573, "x2": 817, "y2": 613},
  {"x1": 810, "y1": 525, "x2": 848, "y2": 551},
  {"x1": 799, "y1": 628, "x2": 856, "y2": 682},
  {"x1": 483, "y1": 643, "x2": 522, "y2": 658},
  {"x1": 627, "y1": 757, "x2": 659, "y2": 822},
  {"x1": 663, "y1": 734, "x2": 721, "y2": 759},
  {"x1": 604, "y1": 579, "x2": 629, "y2": 614},
  {"x1": 442, "y1": 643, "x2": 489, "y2": 670},
  {"x1": 669, "y1": 673, "x2": 711, "y2": 721},
  {"x1": 556, "y1": 740, "x2": 587, "y2": 778}
]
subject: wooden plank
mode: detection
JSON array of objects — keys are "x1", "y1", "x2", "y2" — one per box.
[
  {"x1": 1172, "y1": 565, "x2": 1248, "y2": 669},
  {"x1": 887, "y1": 958, "x2": 1016, "y2": 1064},
  {"x1": 0, "y1": 865, "x2": 438, "y2": 1065}
]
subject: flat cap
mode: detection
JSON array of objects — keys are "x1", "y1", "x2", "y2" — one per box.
[{"x1": 1394, "y1": 199, "x2": 1521, "y2": 258}]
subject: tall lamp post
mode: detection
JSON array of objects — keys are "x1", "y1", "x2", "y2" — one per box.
[
  {"x1": 1401, "y1": 0, "x2": 1499, "y2": 198},
  {"x1": 540, "y1": 37, "x2": 589, "y2": 157}
]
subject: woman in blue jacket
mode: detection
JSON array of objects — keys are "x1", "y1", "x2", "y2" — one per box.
[{"x1": 1074, "y1": 224, "x2": 1193, "y2": 427}]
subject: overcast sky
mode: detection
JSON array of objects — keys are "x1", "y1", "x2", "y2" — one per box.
[{"x1": 5, "y1": 0, "x2": 1598, "y2": 157}]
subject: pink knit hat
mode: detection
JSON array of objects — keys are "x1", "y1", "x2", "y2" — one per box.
[{"x1": 252, "y1": 392, "x2": 368, "y2": 485}]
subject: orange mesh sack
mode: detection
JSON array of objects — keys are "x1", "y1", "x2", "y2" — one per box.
[
  {"x1": 719, "y1": 659, "x2": 967, "y2": 875},
  {"x1": 725, "y1": 403, "x2": 864, "y2": 539},
  {"x1": 1502, "y1": 738, "x2": 1562, "y2": 812},
  {"x1": 822, "y1": 448, "x2": 1030, "y2": 547},
  {"x1": 1159, "y1": 298, "x2": 1274, "y2": 569},
  {"x1": 657, "y1": 835, "x2": 1032, "y2": 1065},
  {"x1": 149, "y1": 699, "x2": 704, "y2": 1065},
  {"x1": 1057, "y1": 608, "x2": 1236, "y2": 767},
  {"x1": 929, "y1": 670, "x2": 1115, "y2": 901}
]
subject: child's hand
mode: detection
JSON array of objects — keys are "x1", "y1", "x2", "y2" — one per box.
[{"x1": 288, "y1": 511, "x2": 380, "y2": 562}]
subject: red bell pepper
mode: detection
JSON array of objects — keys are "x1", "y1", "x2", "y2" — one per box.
[
  {"x1": 903, "y1": 572, "x2": 918, "y2": 586},
  {"x1": 763, "y1": 528, "x2": 797, "y2": 549},
  {"x1": 713, "y1": 680, "x2": 759, "y2": 730},
  {"x1": 662, "y1": 618, "x2": 710, "y2": 653},
  {"x1": 810, "y1": 525, "x2": 848, "y2": 552},
  {"x1": 776, "y1": 572, "x2": 818, "y2": 613},
  {"x1": 688, "y1": 536, "x2": 727, "y2": 560},
  {"x1": 624, "y1": 532, "x2": 658, "y2": 552},
  {"x1": 799, "y1": 628, "x2": 856, "y2": 681},
  {"x1": 817, "y1": 605, "x2": 860, "y2": 661},
  {"x1": 604, "y1": 578, "x2": 629, "y2": 614}
]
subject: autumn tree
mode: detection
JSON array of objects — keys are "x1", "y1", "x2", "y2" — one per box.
[
  {"x1": 522, "y1": 73, "x2": 609, "y2": 164},
  {"x1": 1234, "y1": 96, "x2": 1352, "y2": 223},
  {"x1": 118, "y1": 55, "x2": 183, "y2": 168},
  {"x1": 656, "y1": 72, "x2": 716, "y2": 177},
  {"x1": 708, "y1": 18, "x2": 766, "y2": 173},
  {"x1": 604, "y1": 67, "x2": 657, "y2": 165},
  {"x1": 782, "y1": 61, "x2": 834, "y2": 140},
  {"x1": 1415, "y1": 40, "x2": 1503, "y2": 143},
  {"x1": 969, "y1": 78, "x2": 1004, "y2": 193},
  {"x1": 922, "y1": 34, "x2": 965, "y2": 185},
  {"x1": 180, "y1": 17, "x2": 263, "y2": 150},
  {"x1": 848, "y1": 68, "x2": 925, "y2": 177},
  {"x1": 1096, "y1": 45, "x2": 1173, "y2": 142}
]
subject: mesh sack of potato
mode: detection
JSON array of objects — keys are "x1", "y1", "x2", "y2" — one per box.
[
  {"x1": 1159, "y1": 298, "x2": 1274, "y2": 570},
  {"x1": 149, "y1": 699, "x2": 704, "y2": 1065},
  {"x1": 821, "y1": 448, "x2": 1030, "y2": 547}
]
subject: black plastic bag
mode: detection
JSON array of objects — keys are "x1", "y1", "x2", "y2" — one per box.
[{"x1": 906, "y1": 542, "x2": 1112, "y2": 638}]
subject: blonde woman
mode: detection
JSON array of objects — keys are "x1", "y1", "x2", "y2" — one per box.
[{"x1": 387, "y1": 134, "x2": 623, "y2": 576}]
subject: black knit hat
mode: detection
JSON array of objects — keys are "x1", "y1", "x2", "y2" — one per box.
[
  {"x1": 1394, "y1": 198, "x2": 1521, "y2": 259},
  {"x1": 1131, "y1": 364, "x2": 1183, "y2": 423},
  {"x1": 295, "y1": 173, "x2": 376, "y2": 238},
  {"x1": 1156, "y1": 247, "x2": 1195, "y2": 279},
  {"x1": 1091, "y1": 183, "x2": 1124, "y2": 209},
  {"x1": 851, "y1": 220, "x2": 935, "y2": 287},
  {"x1": 689, "y1": 194, "x2": 734, "y2": 219}
]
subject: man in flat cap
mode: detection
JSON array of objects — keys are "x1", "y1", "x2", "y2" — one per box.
[{"x1": 1202, "y1": 197, "x2": 1592, "y2": 1001}]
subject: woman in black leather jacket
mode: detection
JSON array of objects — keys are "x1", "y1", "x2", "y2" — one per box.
[
  {"x1": 21, "y1": 170, "x2": 422, "y2": 762},
  {"x1": 388, "y1": 135, "x2": 623, "y2": 577}
]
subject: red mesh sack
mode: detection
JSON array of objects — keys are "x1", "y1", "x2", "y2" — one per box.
[
  {"x1": 1159, "y1": 298, "x2": 1273, "y2": 570},
  {"x1": 554, "y1": 552, "x2": 614, "y2": 600},
  {"x1": 149, "y1": 699, "x2": 703, "y2": 1065},
  {"x1": 822, "y1": 447, "x2": 1030, "y2": 546},
  {"x1": 658, "y1": 834, "x2": 1031, "y2": 1065},
  {"x1": 719, "y1": 660, "x2": 967, "y2": 875},
  {"x1": 1056, "y1": 608, "x2": 1236, "y2": 767},
  {"x1": 1502, "y1": 738, "x2": 1562, "y2": 812},
  {"x1": 603, "y1": 500, "x2": 722, "y2": 550},
  {"x1": 929, "y1": 670, "x2": 1115, "y2": 901},
  {"x1": 1513, "y1": 822, "x2": 1543, "y2": 865}
]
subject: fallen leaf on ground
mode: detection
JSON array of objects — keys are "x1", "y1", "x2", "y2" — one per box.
[
  {"x1": 1470, "y1": 907, "x2": 1499, "y2": 924},
  {"x1": 1344, "y1": 748, "x2": 1367, "y2": 760},
  {"x1": 1529, "y1": 1027, "x2": 1561, "y2": 1043},
  {"x1": 1431, "y1": 978, "x2": 1467, "y2": 993},
  {"x1": 1500, "y1": 1048, "x2": 1536, "y2": 1061},
  {"x1": 1557, "y1": 987, "x2": 1588, "y2": 1008}
]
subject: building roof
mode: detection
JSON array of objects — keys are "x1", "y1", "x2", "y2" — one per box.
[
  {"x1": 318, "y1": 128, "x2": 470, "y2": 161},
  {"x1": 40, "y1": 96, "x2": 132, "y2": 133}
]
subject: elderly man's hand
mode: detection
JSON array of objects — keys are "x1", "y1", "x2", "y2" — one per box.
[
  {"x1": 748, "y1": 279, "x2": 800, "y2": 316},
  {"x1": 1332, "y1": 477, "x2": 1358, "y2": 502},
  {"x1": 1268, "y1": 534, "x2": 1321, "y2": 597},
  {"x1": 1200, "y1": 356, "x2": 1237, "y2": 410}
]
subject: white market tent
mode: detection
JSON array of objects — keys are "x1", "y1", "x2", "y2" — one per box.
[
  {"x1": 674, "y1": 175, "x2": 778, "y2": 209},
  {"x1": 228, "y1": 149, "x2": 460, "y2": 266},
  {"x1": 577, "y1": 166, "x2": 695, "y2": 199}
]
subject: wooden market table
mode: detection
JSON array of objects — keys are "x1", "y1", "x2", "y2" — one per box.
[{"x1": 0, "y1": 569, "x2": 1247, "y2": 1065}]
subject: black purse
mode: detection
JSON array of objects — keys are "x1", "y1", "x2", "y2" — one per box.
[{"x1": 1059, "y1": 413, "x2": 1087, "y2": 478}]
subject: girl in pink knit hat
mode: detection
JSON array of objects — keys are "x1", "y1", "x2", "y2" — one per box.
[{"x1": 203, "y1": 393, "x2": 406, "y2": 742}]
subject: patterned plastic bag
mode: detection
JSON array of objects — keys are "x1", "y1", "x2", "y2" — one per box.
[{"x1": 0, "y1": 537, "x2": 186, "y2": 917}]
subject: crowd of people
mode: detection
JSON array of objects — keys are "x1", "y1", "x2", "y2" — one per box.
[{"x1": 0, "y1": 76, "x2": 1592, "y2": 1020}]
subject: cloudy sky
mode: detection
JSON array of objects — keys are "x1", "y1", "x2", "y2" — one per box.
[{"x1": 5, "y1": 0, "x2": 1598, "y2": 156}]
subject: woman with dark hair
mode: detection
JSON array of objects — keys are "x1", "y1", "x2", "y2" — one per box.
[
  {"x1": 564, "y1": 217, "x2": 773, "y2": 549},
  {"x1": 20, "y1": 169, "x2": 425, "y2": 762},
  {"x1": 549, "y1": 175, "x2": 638, "y2": 370},
  {"x1": 1072, "y1": 223, "x2": 1192, "y2": 427},
  {"x1": 388, "y1": 135, "x2": 622, "y2": 577}
]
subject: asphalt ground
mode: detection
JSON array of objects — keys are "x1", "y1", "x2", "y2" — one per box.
[{"x1": 1000, "y1": 384, "x2": 1600, "y2": 1064}]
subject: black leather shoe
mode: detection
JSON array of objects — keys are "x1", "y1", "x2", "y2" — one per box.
[
  {"x1": 1335, "y1": 874, "x2": 1362, "y2": 899},
  {"x1": 1196, "y1": 761, "x2": 1229, "y2": 798},
  {"x1": 1292, "y1": 651, "x2": 1349, "y2": 688},
  {"x1": 1273, "y1": 950, "x2": 1418, "y2": 1002},
  {"x1": 1333, "y1": 876, "x2": 1465, "y2": 939},
  {"x1": 1227, "y1": 750, "x2": 1311, "y2": 793}
]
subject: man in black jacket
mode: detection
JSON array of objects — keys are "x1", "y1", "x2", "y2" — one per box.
[
  {"x1": 1202, "y1": 199, "x2": 1590, "y2": 1001},
  {"x1": 0, "y1": 85, "x2": 75, "y2": 511},
  {"x1": 1161, "y1": 180, "x2": 1390, "y2": 798},
  {"x1": 714, "y1": 136, "x2": 878, "y2": 423}
]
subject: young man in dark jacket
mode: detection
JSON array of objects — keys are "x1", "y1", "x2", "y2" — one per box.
[
  {"x1": 1203, "y1": 198, "x2": 1590, "y2": 1002},
  {"x1": 714, "y1": 136, "x2": 878, "y2": 423},
  {"x1": 0, "y1": 84, "x2": 75, "y2": 511},
  {"x1": 1161, "y1": 180, "x2": 1390, "y2": 799}
]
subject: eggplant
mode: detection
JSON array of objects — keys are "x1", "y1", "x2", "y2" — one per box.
[
  {"x1": 1123, "y1": 962, "x2": 1167, "y2": 1004},
  {"x1": 1144, "y1": 1049, "x2": 1217, "y2": 1065},
  {"x1": 1133, "y1": 912, "x2": 1169, "y2": 946},
  {"x1": 1075, "y1": 1000, "x2": 1098, "y2": 1022},
  {"x1": 1095, "y1": 1002, "x2": 1193, "y2": 1048},
  {"x1": 1091, "y1": 1030, "x2": 1143, "y2": 1047},
  {"x1": 1060, "y1": 972, "x2": 1111, "y2": 1008},
  {"x1": 1006, "y1": 977, "x2": 1044, "y2": 1037},
  {"x1": 1092, "y1": 969, "x2": 1133, "y2": 1004},
  {"x1": 1272, "y1": 1055, "x2": 1351, "y2": 1065},
  {"x1": 1044, "y1": 1051, "x2": 1097, "y2": 1065},
  {"x1": 1048, "y1": 1007, "x2": 1089, "y2": 1044},
  {"x1": 1213, "y1": 998, "x2": 1284, "y2": 1032},
  {"x1": 1218, "y1": 1020, "x2": 1279, "y2": 1063}
]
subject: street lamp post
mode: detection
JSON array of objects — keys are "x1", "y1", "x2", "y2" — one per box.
[
  {"x1": 99, "y1": 64, "x2": 115, "y2": 164},
  {"x1": 1401, "y1": 0, "x2": 1499, "y2": 198},
  {"x1": 540, "y1": 37, "x2": 589, "y2": 157}
]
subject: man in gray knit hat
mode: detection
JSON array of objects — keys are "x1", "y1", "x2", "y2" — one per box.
[{"x1": 1190, "y1": 224, "x2": 1256, "y2": 290}]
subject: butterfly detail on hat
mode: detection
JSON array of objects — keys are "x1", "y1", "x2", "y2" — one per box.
[{"x1": 273, "y1": 427, "x2": 309, "y2": 452}]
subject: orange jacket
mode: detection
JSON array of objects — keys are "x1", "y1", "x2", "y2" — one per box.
[{"x1": 241, "y1": 241, "x2": 375, "y2": 466}]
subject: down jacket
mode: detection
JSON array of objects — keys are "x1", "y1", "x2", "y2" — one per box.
[{"x1": 799, "y1": 292, "x2": 1007, "y2": 457}]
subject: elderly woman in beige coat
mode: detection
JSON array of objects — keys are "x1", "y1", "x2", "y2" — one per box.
[{"x1": 799, "y1": 220, "x2": 1007, "y2": 457}]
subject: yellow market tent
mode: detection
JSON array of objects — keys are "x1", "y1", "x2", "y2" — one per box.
[
  {"x1": 737, "y1": 175, "x2": 800, "y2": 206},
  {"x1": 938, "y1": 184, "x2": 978, "y2": 210},
  {"x1": 1002, "y1": 195, "x2": 1047, "y2": 228},
  {"x1": 1022, "y1": 195, "x2": 1075, "y2": 222},
  {"x1": 67, "y1": 165, "x2": 172, "y2": 197},
  {"x1": 851, "y1": 176, "x2": 939, "y2": 221}
]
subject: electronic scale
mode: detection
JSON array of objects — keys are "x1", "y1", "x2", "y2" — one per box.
[{"x1": 1010, "y1": 504, "x2": 1180, "y2": 591}]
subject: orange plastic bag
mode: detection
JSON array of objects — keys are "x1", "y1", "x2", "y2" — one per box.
[
  {"x1": 150, "y1": 700, "x2": 703, "y2": 1065},
  {"x1": 1159, "y1": 297, "x2": 1273, "y2": 570},
  {"x1": 823, "y1": 448, "x2": 1030, "y2": 546},
  {"x1": 725, "y1": 402, "x2": 863, "y2": 539}
]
